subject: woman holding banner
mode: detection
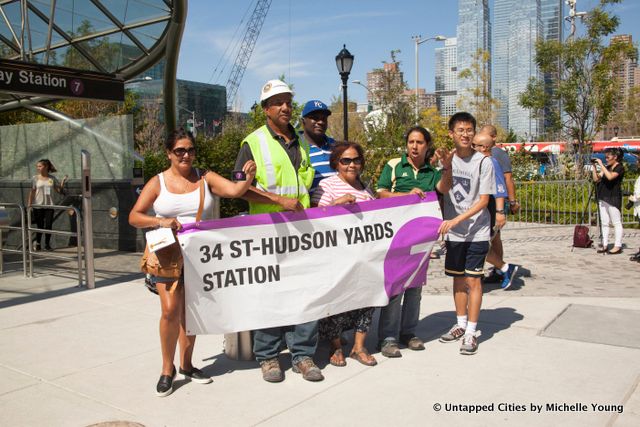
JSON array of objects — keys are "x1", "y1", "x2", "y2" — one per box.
[
  {"x1": 375, "y1": 126, "x2": 440, "y2": 357},
  {"x1": 312, "y1": 141, "x2": 378, "y2": 366},
  {"x1": 129, "y1": 128, "x2": 256, "y2": 397}
]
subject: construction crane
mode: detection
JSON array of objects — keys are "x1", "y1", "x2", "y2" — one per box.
[{"x1": 226, "y1": 0, "x2": 272, "y2": 110}]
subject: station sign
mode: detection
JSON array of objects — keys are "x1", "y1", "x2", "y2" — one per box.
[{"x1": 0, "y1": 58, "x2": 124, "y2": 101}]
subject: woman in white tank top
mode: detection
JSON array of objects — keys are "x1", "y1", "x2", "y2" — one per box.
[{"x1": 129, "y1": 129, "x2": 256, "y2": 397}]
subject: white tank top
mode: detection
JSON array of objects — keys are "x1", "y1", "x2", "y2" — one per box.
[{"x1": 153, "y1": 170, "x2": 215, "y2": 223}]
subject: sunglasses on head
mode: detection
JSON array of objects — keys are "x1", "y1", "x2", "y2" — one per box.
[
  {"x1": 339, "y1": 157, "x2": 363, "y2": 166},
  {"x1": 172, "y1": 147, "x2": 196, "y2": 157}
]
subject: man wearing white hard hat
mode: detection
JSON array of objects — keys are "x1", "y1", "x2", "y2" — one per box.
[{"x1": 234, "y1": 79, "x2": 323, "y2": 383}]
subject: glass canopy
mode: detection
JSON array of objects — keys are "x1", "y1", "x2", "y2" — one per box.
[{"x1": 0, "y1": 0, "x2": 173, "y2": 76}]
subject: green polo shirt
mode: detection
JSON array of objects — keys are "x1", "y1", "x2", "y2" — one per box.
[{"x1": 376, "y1": 153, "x2": 441, "y2": 193}]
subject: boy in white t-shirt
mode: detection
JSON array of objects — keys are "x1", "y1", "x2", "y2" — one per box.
[{"x1": 436, "y1": 112, "x2": 496, "y2": 355}]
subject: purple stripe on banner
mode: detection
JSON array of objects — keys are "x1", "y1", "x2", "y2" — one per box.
[{"x1": 179, "y1": 191, "x2": 439, "y2": 235}]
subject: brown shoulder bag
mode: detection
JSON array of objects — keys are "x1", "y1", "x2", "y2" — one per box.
[{"x1": 140, "y1": 176, "x2": 205, "y2": 279}]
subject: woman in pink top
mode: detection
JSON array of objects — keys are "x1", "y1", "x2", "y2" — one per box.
[{"x1": 314, "y1": 142, "x2": 377, "y2": 367}]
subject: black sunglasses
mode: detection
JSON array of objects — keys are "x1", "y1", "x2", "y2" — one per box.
[
  {"x1": 339, "y1": 157, "x2": 363, "y2": 166},
  {"x1": 172, "y1": 147, "x2": 196, "y2": 157}
]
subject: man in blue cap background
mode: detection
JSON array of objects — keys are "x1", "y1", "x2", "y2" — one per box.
[{"x1": 299, "y1": 100, "x2": 336, "y2": 200}]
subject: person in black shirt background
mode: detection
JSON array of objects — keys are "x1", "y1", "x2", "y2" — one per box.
[{"x1": 591, "y1": 147, "x2": 625, "y2": 254}]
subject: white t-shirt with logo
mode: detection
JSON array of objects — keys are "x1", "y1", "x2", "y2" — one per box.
[
  {"x1": 443, "y1": 151, "x2": 496, "y2": 242},
  {"x1": 31, "y1": 175, "x2": 60, "y2": 205}
]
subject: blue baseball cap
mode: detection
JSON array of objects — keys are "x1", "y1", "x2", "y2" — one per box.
[{"x1": 302, "y1": 100, "x2": 331, "y2": 117}]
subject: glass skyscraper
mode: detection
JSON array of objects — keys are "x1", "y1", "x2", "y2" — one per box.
[
  {"x1": 493, "y1": 0, "x2": 548, "y2": 138},
  {"x1": 435, "y1": 37, "x2": 458, "y2": 118},
  {"x1": 456, "y1": 0, "x2": 491, "y2": 115}
]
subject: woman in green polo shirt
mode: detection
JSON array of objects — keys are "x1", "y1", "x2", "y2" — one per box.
[{"x1": 375, "y1": 126, "x2": 441, "y2": 357}]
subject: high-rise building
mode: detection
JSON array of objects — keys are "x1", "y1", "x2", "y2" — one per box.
[
  {"x1": 403, "y1": 89, "x2": 437, "y2": 112},
  {"x1": 456, "y1": 0, "x2": 491, "y2": 115},
  {"x1": 541, "y1": 0, "x2": 564, "y2": 135},
  {"x1": 541, "y1": 0, "x2": 563, "y2": 42},
  {"x1": 435, "y1": 37, "x2": 458, "y2": 117},
  {"x1": 602, "y1": 34, "x2": 638, "y2": 139},
  {"x1": 492, "y1": 0, "x2": 510, "y2": 130},
  {"x1": 366, "y1": 62, "x2": 404, "y2": 109},
  {"x1": 493, "y1": 0, "x2": 544, "y2": 138}
]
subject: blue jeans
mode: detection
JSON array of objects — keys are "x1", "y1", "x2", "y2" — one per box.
[
  {"x1": 253, "y1": 320, "x2": 318, "y2": 364},
  {"x1": 378, "y1": 287, "x2": 422, "y2": 343}
]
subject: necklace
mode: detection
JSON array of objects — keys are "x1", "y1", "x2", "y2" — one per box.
[{"x1": 168, "y1": 168, "x2": 197, "y2": 193}]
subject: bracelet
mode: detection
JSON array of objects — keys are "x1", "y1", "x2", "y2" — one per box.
[{"x1": 496, "y1": 209, "x2": 507, "y2": 215}]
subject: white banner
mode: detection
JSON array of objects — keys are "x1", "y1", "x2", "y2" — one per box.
[{"x1": 178, "y1": 193, "x2": 443, "y2": 334}]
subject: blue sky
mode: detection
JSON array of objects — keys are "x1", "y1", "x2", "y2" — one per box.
[{"x1": 177, "y1": 0, "x2": 640, "y2": 113}]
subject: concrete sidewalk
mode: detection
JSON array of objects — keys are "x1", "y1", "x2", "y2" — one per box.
[{"x1": 0, "y1": 226, "x2": 639, "y2": 426}]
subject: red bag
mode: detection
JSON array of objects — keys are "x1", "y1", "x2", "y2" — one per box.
[{"x1": 572, "y1": 225, "x2": 593, "y2": 248}]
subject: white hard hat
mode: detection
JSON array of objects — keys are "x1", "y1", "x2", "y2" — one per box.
[{"x1": 259, "y1": 79, "x2": 294, "y2": 102}]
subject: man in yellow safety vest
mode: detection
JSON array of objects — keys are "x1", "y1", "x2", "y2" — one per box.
[{"x1": 233, "y1": 79, "x2": 322, "y2": 383}]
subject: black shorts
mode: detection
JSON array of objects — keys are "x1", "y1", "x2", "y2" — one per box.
[{"x1": 444, "y1": 241, "x2": 490, "y2": 277}]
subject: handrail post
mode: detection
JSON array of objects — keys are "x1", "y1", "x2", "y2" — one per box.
[
  {"x1": 20, "y1": 205, "x2": 26, "y2": 277},
  {"x1": 27, "y1": 207, "x2": 33, "y2": 277}
]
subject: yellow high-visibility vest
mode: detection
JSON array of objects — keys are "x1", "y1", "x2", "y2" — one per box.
[{"x1": 243, "y1": 125, "x2": 314, "y2": 214}]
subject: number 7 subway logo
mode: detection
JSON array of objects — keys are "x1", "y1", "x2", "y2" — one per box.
[{"x1": 383, "y1": 216, "x2": 442, "y2": 298}]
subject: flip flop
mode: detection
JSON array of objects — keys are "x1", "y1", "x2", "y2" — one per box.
[
  {"x1": 350, "y1": 348, "x2": 377, "y2": 366},
  {"x1": 329, "y1": 348, "x2": 346, "y2": 367}
]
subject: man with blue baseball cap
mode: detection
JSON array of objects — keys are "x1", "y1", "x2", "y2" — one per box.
[{"x1": 300, "y1": 100, "x2": 337, "y2": 199}]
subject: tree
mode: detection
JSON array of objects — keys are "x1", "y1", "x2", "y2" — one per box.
[
  {"x1": 330, "y1": 52, "x2": 414, "y2": 186},
  {"x1": 134, "y1": 100, "x2": 166, "y2": 155},
  {"x1": 419, "y1": 107, "x2": 451, "y2": 149},
  {"x1": 519, "y1": 0, "x2": 636, "y2": 165},
  {"x1": 610, "y1": 86, "x2": 640, "y2": 136},
  {"x1": 457, "y1": 48, "x2": 499, "y2": 127}
]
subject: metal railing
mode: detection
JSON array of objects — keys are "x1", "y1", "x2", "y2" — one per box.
[
  {"x1": 0, "y1": 203, "x2": 28, "y2": 276},
  {"x1": 27, "y1": 204, "x2": 84, "y2": 286},
  {"x1": 506, "y1": 178, "x2": 637, "y2": 229}
]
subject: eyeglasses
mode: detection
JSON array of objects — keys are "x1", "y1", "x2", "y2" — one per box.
[
  {"x1": 339, "y1": 157, "x2": 363, "y2": 166},
  {"x1": 454, "y1": 128, "x2": 475, "y2": 136},
  {"x1": 172, "y1": 147, "x2": 196, "y2": 157},
  {"x1": 472, "y1": 143, "x2": 490, "y2": 150}
]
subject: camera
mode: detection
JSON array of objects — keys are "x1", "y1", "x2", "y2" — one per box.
[
  {"x1": 231, "y1": 170, "x2": 246, "y2": 181},
  {"x1": 626, "y1": 199, "x2": 634, "y2": 210},
  {"x1": 590, "y1": 158, "x2": 598, "y2": 164}
]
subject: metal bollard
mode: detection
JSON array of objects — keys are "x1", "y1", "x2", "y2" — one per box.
[{"x1": 223, "y1": 331, "x2": 254, "y2": 361}]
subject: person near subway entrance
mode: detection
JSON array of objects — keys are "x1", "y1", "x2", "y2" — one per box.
[
  {"x1": 312, "y1": 141, "x2": 378, "y2": 367},
  {"x1": 478, "y1": 125, "x2": 520, "y2": 287},
  {"x1": 28, "y1": 159, "x2": 67, "y2": 251},
  {"x1": 375, "y1": 126, "x2": 441, "y2": 358},
  {"x1": 591, "y1": 147, "x2": 625, "y2": 254},
  {"x1": 438, "y1": 112, "x2": 495, "y2": 356},
  {"x1": 129, "y1": 128, "x2": 256, "y2": 397},
  {"x1": 299, "y1": 99, "x2": 336, "y2": 200},
  {"x1": 233, "y1": 79, "x2": 323, "y2": 383}
]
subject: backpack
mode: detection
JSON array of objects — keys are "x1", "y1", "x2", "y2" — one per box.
[{"x1": 572, "y1": 225, "x2": 593, "y2": 248}]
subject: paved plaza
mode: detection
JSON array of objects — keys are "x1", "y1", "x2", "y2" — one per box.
[{"x1": 0, "y1": 225, "x2": 639, "y2": 426}]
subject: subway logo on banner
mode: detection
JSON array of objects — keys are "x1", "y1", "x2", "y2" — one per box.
[{"x1": 0, "y1": 58, "x2": 124, "y2": 102}]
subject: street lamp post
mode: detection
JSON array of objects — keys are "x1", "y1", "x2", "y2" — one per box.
[
  {"x1": 352, "y1": 80, "x2": 375, "y2": 111},
  {"x1": 412, "y1": 35, "x2": 446, "y2": 125},
  {"x1": 335, "y1": 44, "x2": 354, "y2": 140}
]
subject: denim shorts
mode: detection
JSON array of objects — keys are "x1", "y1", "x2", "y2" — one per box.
[{"x1": 149, "y1": 271, "x2": 184, "y2": 285}]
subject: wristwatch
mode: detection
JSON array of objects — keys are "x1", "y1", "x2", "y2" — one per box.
[{"x1": 496, "y1": 209, "x2": 507, "y2": 215}]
